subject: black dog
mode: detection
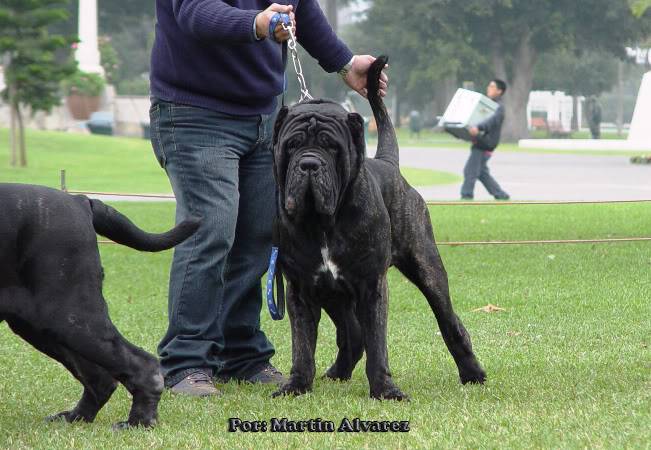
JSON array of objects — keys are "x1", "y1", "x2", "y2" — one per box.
[
  {"x1": 271, "y1": 56, "x2": 486, "y2": 400},
  {"x1": 0, "y1": 184, "x2": 199, "y2": 428}
]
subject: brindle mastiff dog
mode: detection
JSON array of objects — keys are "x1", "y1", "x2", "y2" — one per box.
[
  {"x1": 271, "y1": 56, "x2": 486, "y2": 400},
  {"x1": 0, "y1": 184, "x2": 200, "y2": 428}
]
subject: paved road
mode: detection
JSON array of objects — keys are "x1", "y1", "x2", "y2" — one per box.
[
  {"x1": 398, "y1": 147, "x2": 651, "y2": 201},
  {"x1": 89, "y1": 146, "x2": 651, "y2": 202}
]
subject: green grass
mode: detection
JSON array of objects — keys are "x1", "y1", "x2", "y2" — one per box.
[
  {"x1": 1, "y1": 201, "x2": 649, "y2": 449},
  {"x1": 0, "y1": 128, "x2": 172, "y2": 193},
  {"x1": 399, "y1": 167, "x2": 461, "y2": 186},
  {"x1": 0, "y1": 129, "x2": 460, "y2": 191}
]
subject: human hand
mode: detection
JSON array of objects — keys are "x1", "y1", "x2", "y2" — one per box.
[
  {"x1": 255, "y1": 4, "x2": 296, "y2": 42},
  {"x1": 468, "y1": 127, "x2": 479, "y2": 137},
  {"x1": 342, "y1": 55, "x2": 389, "y2": 98}
]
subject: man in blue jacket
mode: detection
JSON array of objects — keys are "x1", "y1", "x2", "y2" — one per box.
[
  {"x1": 460, "y1": 79, "x2": 510, "y2": 201},
  {"x1": 149, "y1": 0, "x2": 388, "y2": 396}
]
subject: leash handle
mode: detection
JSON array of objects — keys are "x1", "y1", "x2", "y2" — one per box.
[
  {"x1": 266, "y1": 246, "x2": 285, "y2": 320},
  {"x1": 269, "y1": 13, "x2": 292, "y2": 43}
]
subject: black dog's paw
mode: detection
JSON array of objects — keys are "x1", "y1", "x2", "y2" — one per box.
[
  {"x1": 45, "y1": 410, "x2": 92, "y2": 424},
  {"x1": 112, "y1": 418, "x2": 157, "y2": 431},
  {"x1": 460, "y1": 368, "x2": 487, "y2": 385},
  {"x1": 272, "y1": 382, "x2": 311, "y2": 398},
  {"x1": 323, "y1": 365, "x2": 352, "y2": 382},
  {"x1": 370, "y1": 386, "x2": 410, "y2": 402}
]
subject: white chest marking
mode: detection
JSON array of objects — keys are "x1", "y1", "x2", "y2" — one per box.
[{"x1": 318, "y1": 244, "x2": 340, "y2": 280}]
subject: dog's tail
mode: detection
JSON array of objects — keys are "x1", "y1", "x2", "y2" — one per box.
[
  {"x1": 367, "y1": 55, "x2": 398, "y2": 168},
  {"x1": 88, "y1": 198, "x2": 200, "y2": 252}
]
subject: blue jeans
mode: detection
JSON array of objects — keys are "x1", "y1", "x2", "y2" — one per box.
[
  {"x1": 460, "y1": 148, "x2": 509, "y2": 199},
  {"x1": 149, "y1": 99, "x2": 277, "y2": 386}
]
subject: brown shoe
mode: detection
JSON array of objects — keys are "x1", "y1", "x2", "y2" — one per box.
[
  {"x1": 244, "y1": 363, "x2": 286, "y2": 385},
  {"x1": 169, "y1": 370, "x2": 220, "y2": 397}
]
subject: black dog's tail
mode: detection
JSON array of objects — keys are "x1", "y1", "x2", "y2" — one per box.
[
  {"x1": 88, "y1": 198, "x2": 200, "y2": 252},
  {"x1": 367, "y1": 55, "x2": 398, "y2": 168}
]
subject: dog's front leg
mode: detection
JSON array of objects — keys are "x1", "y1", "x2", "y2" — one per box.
[
  {"x1": 273, "y1": 282, "x2": 321, "y2": 398},
  {"x1": 357, "y1": 277, "x2": 408, "y2": 401}
]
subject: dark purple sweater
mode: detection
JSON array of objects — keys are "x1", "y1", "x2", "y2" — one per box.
[{"x1": 151, "y1": 0, "x2": 353, "y2": 115}]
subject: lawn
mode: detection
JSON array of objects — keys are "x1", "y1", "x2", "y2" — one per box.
[
  {"x1": 0, "y1": 128, "x2": 460, "y2": 191},
  {"x1": 0, "y1": 128, "x2": 649, "y2": 448},
  {"x1": 1, "y1": 201, "x2": 649, "y2": 449}
]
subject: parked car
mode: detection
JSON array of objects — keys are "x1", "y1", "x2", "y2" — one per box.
[{"x1": 86, "y1": 111, "x2": 114, "y2": 136}]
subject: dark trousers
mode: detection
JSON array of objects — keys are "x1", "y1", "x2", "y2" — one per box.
[
  {"x1": 150, "y1": 99, "x2": 277, "y2": 386},
  {"x1": 461, "y1": 148, "x2": 509, "y2": 199}
]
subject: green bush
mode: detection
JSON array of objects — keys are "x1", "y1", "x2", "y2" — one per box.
[{"x1": 62, "y1": 69, "x2": 106, "y2": 97}]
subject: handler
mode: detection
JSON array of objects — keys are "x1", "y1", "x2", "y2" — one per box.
[
  {"x1": 149, "y1": 0, "x2": 387, "y2": 396},
  {"x1": 460, "y1": 79, "x2": 510, "y2": 200}
]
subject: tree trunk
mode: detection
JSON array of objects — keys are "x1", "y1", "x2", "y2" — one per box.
[
  {"x1": 393, "y1": 84, "x2": 401, "y2": 127},
  {"x1": 9, "y1": 99, "x2": 17, "y2": 167},
  {"x1": 15, "y1": 103, "x2": 27, "y2": 167},
  {"x1": 492, "y1": 31, "x2": 538, "y2": 142},
  {"x1": 571, "y1": 96, "x2": 579, "y2": 131},
  {"x1": 325, "y1": 0, "x2": 338, "y2": 32}
]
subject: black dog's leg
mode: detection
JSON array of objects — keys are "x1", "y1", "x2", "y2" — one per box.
[
  {"x1": 357, "y1": 277, "x2": 408, "y2": 401},
  {"x1": 273, "y1": 282, "x2": 321, "y2": 398},
  {"x1": 38, "y1": 302, "x2": 163, "y2": 429},
  {"x1": 395, "y1": 202, "x2": 486, "y2": 385},
  {"x1": 323, "y1": 302, "x2": 363, "y2": 381},
  {"x1": 7, "y1": 317, "x2": 118, "y2": 423}
]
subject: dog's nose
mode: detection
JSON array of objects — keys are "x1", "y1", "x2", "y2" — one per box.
[{"x1": 299, "y1": 157, "x2": 320, "y2": 172}]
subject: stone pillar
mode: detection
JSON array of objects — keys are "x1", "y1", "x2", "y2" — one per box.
[
  {"x1": 628, "y1": 71, "x2": 651, "y2": 145},
  {"x1": 76, "y1": 0, "x2": 104, "y2": 75}
]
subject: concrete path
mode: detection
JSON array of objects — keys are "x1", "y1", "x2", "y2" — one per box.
[
  {"x1": 87, "y1": 146, "x2": 651, "y2": 202},
  {"x1": 399, "y1": 147, "x2": 651, "y2": 201}
]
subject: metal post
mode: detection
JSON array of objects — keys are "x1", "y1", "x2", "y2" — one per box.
[{"x1": 60, "y1": 169, "x2": 67, "y2": 192}]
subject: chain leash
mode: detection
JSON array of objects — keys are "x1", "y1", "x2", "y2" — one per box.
[{"x1": 282, "y1": 21, "x2": 313, "y2": 103}]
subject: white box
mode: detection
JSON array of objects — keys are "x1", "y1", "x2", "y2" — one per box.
[{"x1": 438, "y1": 88, "x2": 499, "y2": 141}]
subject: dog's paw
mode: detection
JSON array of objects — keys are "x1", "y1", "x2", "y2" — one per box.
[
  {"x1": 323, "y1": 365, "x2": 352, "y2": 382},
  {"x1": 370, "y1": 386, "x2": 410, "y2": 402},
  {"x1": 460, "y1": 368, "x2": 487, "y2": 385},
  {"x1": 112, "y1": 418, "x2": 157, "y2": 431},
  {"x1": 45, "y1": 410, "x2": 92, "y2": 424},
  {"x1": 272, "y1": 382, "x2": 311, "y2": 398}
]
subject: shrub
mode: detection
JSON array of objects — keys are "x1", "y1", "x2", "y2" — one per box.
[{"x1": 62, "y1": 69, "x2": 106, "y2": 97}]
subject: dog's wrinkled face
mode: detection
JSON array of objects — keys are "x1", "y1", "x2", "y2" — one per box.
[{"x1": 273, "y1": 100, "x2": 366, "y2": 222}]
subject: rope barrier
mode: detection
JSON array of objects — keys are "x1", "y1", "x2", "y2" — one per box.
[
  {"x1": 63, "y1": 189, "x2": 651, "y2": 206},
  {"x1": 67, "y1": 190, "x2": 175, "y2": 199},
  {"x1": 97, "y1": 237, "x2": 651, "y2": 247},
  {"x1": 437, "y1": 237, "x2": 651, "y2": 246},
  {"x1": 426, "y1": 199, "x2": 651, "y2": 206}
]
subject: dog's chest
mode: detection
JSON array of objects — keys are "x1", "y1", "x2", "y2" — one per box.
[{"x1": 314, "y1": 242, "x2": 341, "y2": 283}]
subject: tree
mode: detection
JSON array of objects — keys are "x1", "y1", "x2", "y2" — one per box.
[
  {"x1": 631, "y1": 0, "x2": 651, "y2": 16},
  {"x1": 322, "y1": 0, "x2": 354, "y2": 33},
  {"x1": 356, "y1": 1, "x2": 487, "y2": 125},
  {"x1": 534, "y1": 50, "x2": 618, "y2": 130},
  {"x1": 445, "y1": 0, "x2": 650, "y2": 141},
  {"x1": 0, "y1": 0, "x2": 76, "y2": 167},
  {"x1": 356, "y1": 0, "x2": 651, "y2": 141}
]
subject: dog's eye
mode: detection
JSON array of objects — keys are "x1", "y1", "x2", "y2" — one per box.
[
  {"x1": 318, "y1": 134, "x2": 336, "y2": 148},
  {"x1": 286, "y1": 137, "x2": 302, "y2": 149}
]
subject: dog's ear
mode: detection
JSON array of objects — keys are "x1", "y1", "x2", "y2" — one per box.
[
  {"x1": 273, "y1": 106, "x2": 290, "y2": 148},
  {"x1": 347, "y1": 112, "x2": 366, "y2": 160}
]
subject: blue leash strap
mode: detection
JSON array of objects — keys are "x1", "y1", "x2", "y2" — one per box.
[
  {"x1": 266, "y1": 246, "x2": 285, "y2": 320},
  {"x1": 268, "y1": 13, "x2": 292, "y2": 43}
]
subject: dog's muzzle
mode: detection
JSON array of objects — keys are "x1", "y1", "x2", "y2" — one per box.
[{"x1": 285, "y1": 150, "x2": 338, "y2": 219}]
